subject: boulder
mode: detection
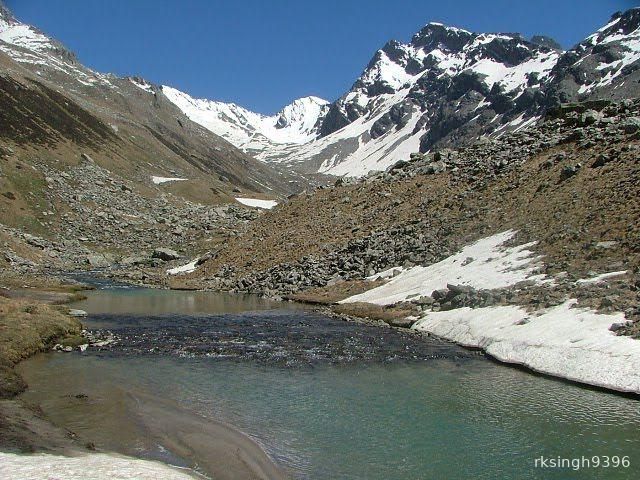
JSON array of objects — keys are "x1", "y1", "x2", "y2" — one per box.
[
  {"x1": 120, "y1": 255, "x2": 148, "y2": 266},
  {"x1": 152, "y1": 248, "x2": 181, "y2": 261},
  {"x1": 385, "y1": 317, "x2": 417, "y2": 328},
  {"x1": 620, "y1": 117, "x2": 640, "y2": 134},
  {"x1": 86, "y1": 254, "x2": 110, "y2": 268}
]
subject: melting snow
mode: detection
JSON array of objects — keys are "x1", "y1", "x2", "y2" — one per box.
[
  {"x1": 467, "y1": 51, "x2": 558, "y2": 92},
  {"x1": 412, "y1": 301, "x2": 640, "y2": 394},
  {"x1": 0, "y1": 13, "x2": 115, "y2": 88},
  {"x1": 342, "y1": 230, "x2": 639, "y2": 393},
  {"x1": 0, "y1": 21, "x2": 52, "y2": 53},
  {"x1": 167, "y1": 259, "x2": 199, "y2": 275},
  {"x1": 576, "y1": 271, "x2": 628, "y2": 285},
  {"x1": 131, "y1": 79, "x2": 154, "y2": 93}
]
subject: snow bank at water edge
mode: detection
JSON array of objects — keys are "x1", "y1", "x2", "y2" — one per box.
[
  {"x1": 341, "y1": 230, "x2": 639, "y2": 393},
  {"x1": 412, "y1": 301, "x2": 640, "y2": 394},
  {"x1": 341, "y1": 230, "x2": 549, "y2": 306},
  {"x1": 0, "y1": 452, "x2": 200, "y2": 479},
  {"x1": 235, "y1": 197, "x2": 278, "y2": 209},
  {"x1": 151, "y1": 176, "x2": 187, "y2": 185}
]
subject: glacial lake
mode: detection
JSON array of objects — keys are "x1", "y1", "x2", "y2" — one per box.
[{"x1": 19, "y1": 287, "x2": 640, "y2": 479}]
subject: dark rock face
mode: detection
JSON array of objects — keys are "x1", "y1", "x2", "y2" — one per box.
[
  {"x1": 317, "y1": 22, "x2": 563, "y2": 149},
  {"x1": 530, "y1": 35, "x2": 563, "y2": 51},
  {"x1": 411, "y1": 23, "x2": 475, "y2": 52},
  {"x1": 544, "y1": 8, "x2": 640, "y2": 108},
  {"x1": 152, "y1": 248, "x2": 181, "y2": 261},
  {"x1": 0, "y1": 76, "x2": 116, "y2": 148}
]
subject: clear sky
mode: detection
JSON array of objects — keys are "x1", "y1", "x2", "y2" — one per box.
[{"x1": 5, "y1": 0, "x2": 638, "y2": 113}]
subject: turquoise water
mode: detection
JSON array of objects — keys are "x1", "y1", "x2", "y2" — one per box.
[{"x1": 21, "y1": 288, "x2": 640, "y2": 479}]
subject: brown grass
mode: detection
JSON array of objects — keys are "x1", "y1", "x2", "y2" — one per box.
[
  {"x1": 192, "y1": 133, "x2": 639, "y2": 286},
  {"x1": 0, "y1": 297, "x2": 82, "y2": 398},
  {"x1": 285, "y1": 279, "x2": 386, "y2": 304}
]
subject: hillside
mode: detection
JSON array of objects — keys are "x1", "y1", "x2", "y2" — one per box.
[
  {"x1": 178, "y1": 97, "x2": 640, "y2": 392},
  {"x1": 0, "y1": 2, "x2": 318, "y2": 280}
]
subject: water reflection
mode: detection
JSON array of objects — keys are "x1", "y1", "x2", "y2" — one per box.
[{"x1": 73, "y1": 287, "x2": 302, "y2": 316}]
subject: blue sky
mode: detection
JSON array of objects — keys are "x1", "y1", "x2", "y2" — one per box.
[{"x1": 5, "y1": 0, "x2": 638, "y2": 113}]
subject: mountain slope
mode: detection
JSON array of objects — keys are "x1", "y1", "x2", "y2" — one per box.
[
  {"x1": 544, "y1": 9, "x2": 640, "y2": 105},
  {"x1": 0, "y1": 2, "x2": 304, "y2": 197},
  {"x1": 0, "y1": 1, "x2": 322, "y2": 275},
  {"x1": 165, "y1": 8, "x2": 640, "y2": 177}
]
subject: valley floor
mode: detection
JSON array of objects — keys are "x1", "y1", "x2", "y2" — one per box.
[{"x1": 1, "y1": 98, "x2": 639, "y2": 480}]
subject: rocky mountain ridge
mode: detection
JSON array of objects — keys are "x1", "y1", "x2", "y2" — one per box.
[
  {"x1": 165, "y1": 9, "x2": 640, "y2": 177},
  {"x1": 0, "y1": 2, "x2": 305, "y2": 196},
  {"x1": 1, "y1": 1, "x2": 316, "y2": 283}
]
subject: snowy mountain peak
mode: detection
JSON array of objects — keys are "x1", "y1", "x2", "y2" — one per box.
[
  {"x1": 274, "y1": 96, "x2": 329, "y2": 131},
  {"x1": 0, "y1": 1, "x2": 16, "y2": 23},
  {"x1": 547, "y1": 7, "x2": 640, "y2": 100},
  {"x1": 162, "y1": 86, "x2": 330, "y2": 151},
  {"x1": 0, "y1": 2, "x2": 76, "y2": 64},
  {"x1": 411, "y1": 22, "x2": 474, "y2": 51},
  {"x1": 164, "y1": 9, "x2": 640, "y2": 178}
]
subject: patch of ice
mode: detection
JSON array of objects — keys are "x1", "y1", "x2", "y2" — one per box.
[
  {"x1": 235, "y1": 197, "x2": 278, "y2": 209},
  {"x1": 341, "y1": 231, "x2": 549, "y2": 305},
  {"x1": 412, "y1": 300, "x2": 640, "y2": 394}
]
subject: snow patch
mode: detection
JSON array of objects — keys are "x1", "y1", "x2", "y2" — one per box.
[
  {"x1": 0, "y1": 452, "x2": 198, "y2": 479},
  {"x1": 131, "y1": 78, "x2": 154, "y2": 94},
  {"x1": 235, "y1": 198, "x2": 278, "y2": 209},
  {"x1": 341, "y1": 231, "x2": 548, "y2": 306},
  {"x1": 152, "y1": 176, "x2": 187, "y2": 185},
  {"x1": 576, "y1": 271, "x2": 628, "y2": 285},
  {"x1": 167, "y1": 259, "x2": 199, "y2": 275}
]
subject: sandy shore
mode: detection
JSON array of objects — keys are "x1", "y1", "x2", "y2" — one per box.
[{"x1": 129, "y1": 392, "x2": 290, "y2": 480}]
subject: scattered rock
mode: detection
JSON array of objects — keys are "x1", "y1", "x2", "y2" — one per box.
[{"x1": 152, "y1": 248, "x2": 181, "y2": 261}]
